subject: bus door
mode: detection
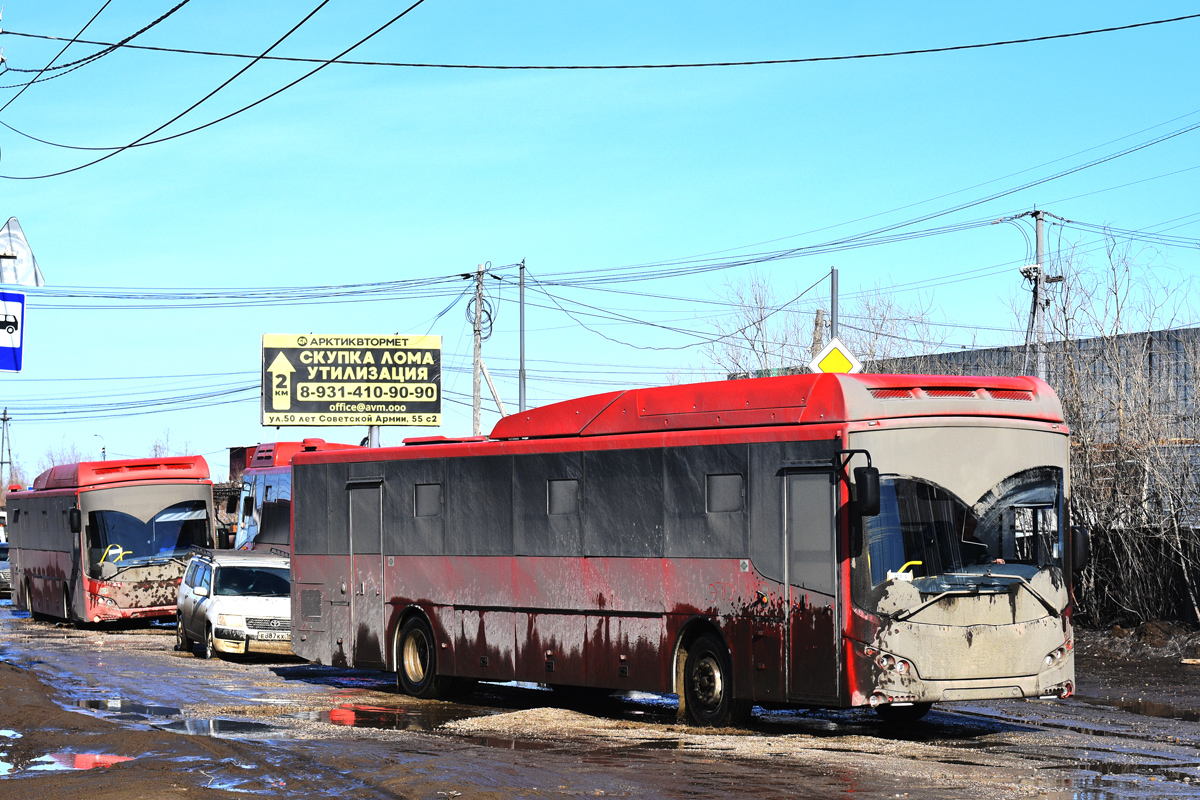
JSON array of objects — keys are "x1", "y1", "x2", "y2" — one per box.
[
  {"x1": 784, "y1": 469, "x2": 840, "y2": 703},
  {"x1": 348, "y1": 479, "x2": 385, "y2": 668}
]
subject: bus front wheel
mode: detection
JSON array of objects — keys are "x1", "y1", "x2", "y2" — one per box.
[
  {"x1": 875, "y1": 702, "x2": 932, "y2": 723},
  {"x1": 396, "y1": 616, "x2": 451, "y2": 699},
  {"x1": 683, "y1": 632, "x2": 751, "y2": 727}
]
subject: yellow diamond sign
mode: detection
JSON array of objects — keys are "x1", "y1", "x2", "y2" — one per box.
[{"x1": 809, "y1": 337, "x2": 863, "y2": 374}]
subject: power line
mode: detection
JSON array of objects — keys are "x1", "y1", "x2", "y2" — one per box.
[
  {"x1": 0, "y1": 0, "x2": 431, "y2": 180},
  {"x1": 1, "y1": 0, "x2": 193, "y2": 75},
  {"x1": 0, "y1": 0, "x2": 114, "y2": 114},
  {"x1": 4, "y1": 12, "x2": 1197, "y2": 72}
]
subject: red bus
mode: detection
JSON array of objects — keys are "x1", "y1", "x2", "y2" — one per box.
[
  {"x1": 288, "y1": 373, "x2": 1086, "y2": 726},
  {"x1": 8, "y1": 456, "x2": 215, "y2": 624},
  {"x1": 234, "y1": 439, "x2": 359, "y2": 554}
]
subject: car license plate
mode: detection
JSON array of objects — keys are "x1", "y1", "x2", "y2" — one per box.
[{"x1": 257, "y1": 631, "x2": 290, "y2": 641}]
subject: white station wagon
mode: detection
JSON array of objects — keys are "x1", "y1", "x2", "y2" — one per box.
[{"x1": 176, "y1": 549, "x2": 292, "y2": 659}]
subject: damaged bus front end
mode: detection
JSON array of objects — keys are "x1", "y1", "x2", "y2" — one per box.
[{"x1": 846, "y1": 419, "x2": 1079, "y2": 718}]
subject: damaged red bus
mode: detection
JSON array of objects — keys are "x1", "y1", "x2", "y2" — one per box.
[
  {"x1": 234, "y1": 439, "x2": 359, "y2": 554},
  {"x1": 288, "y1": 373, "x2": 1086, "y2": 726},
  {"x1": 8, "y1": 456, "x2": 215, "y2": 624}
]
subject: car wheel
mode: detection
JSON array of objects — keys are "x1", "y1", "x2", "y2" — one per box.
[
  {"x1": 683, "y1": 632, "x2": 751, "y2": 727},
  {"x1": 5, "y1": 326, "x2": 13, "y2": 334},
  {"x1": 395, "y1": 616, "x2": 451, "y2": 699},
  {"x1": 203, "y1": 624, "x2": 216, "y2": 660},
  {"x1": 176, "y1": 615, "x2": 193, "y2": 653}
]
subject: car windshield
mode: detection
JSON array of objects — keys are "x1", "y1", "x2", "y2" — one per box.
[
  {"x1": 86, "y1": 501, "x2": 210, "y2": 578},
  {"x1": 863, "y1": 467, "x2": 1063, "y2": 593},
  {"x1": 213, "y1": 566, "x2": 289, "y2": 597}
]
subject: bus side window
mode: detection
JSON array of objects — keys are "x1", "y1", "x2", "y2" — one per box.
[{"x1": 415, "y1": 484, "x2": 441, "y2": 517}]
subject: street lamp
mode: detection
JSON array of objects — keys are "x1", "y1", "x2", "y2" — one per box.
[{"x1": 93, "y1": 434, "x2": 106, "y2": 462}]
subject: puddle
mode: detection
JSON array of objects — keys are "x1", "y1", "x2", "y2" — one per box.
[
  {"x1": 157, "y1": 719, "x2": 277, "y2": 737},
  {"x1": 0, "y1": 730, "x2": 20, "y2": 739},
  {"x1": 1081, "y1": 696, "x2": 1200, "y2": 723},
  {"x1": 26, "y1": 753, "x2": 135, "y2": 771},
  {"x1": 1068, "y1": 772, "x2": 1200, "y2": 798},
  {"x1": 469, "y1": 735, "x2": 556, "y2": 751},
  {"x1": 76, "y1": 699, "x2": 181, "y2": 718},
  {"x1": 320, "y1": 702, "x2": 482, "y2": 731}
]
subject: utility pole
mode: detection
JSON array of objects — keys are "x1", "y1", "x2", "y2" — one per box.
[
  {"x1": 1018, "y1": 210, "x2": 1063, "y2": 382},
  {"x1": 1034, "y1": 210, "x2": 1046, "y2": 382},
  {"x1": 472, "y1": 263, "x2": 485, "y2": 436},
  {"x1": 0, "y1": 408, "x2": 11, "y2": 487},
  {"x1": 811, "y1": 309, "x2": 825, "y2": 358},
  {"x1": 518, "y1": 259, "x2": 526, "y2": 413},
  {"x1": 830, "y1": 267, "x2": 839, "y2": 340}
]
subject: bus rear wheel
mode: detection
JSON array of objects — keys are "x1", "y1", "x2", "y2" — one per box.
[
  {"x1": 396, "y1": 616, "x2": 452, "y2": 699},
  {"x1": 683, "y1": 632, "x2": 751, "y2": 727},
  {"x1": 874, "y1": 702, "x2": 932, "y2": 723}
]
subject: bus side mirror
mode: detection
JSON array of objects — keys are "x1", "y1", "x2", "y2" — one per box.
[
  {"x1": 242, "y1": 496, "x2": 252, "y2": 517},
  {"x1": 225, "y1": 494, "x2": 239, "y2": 514},
  {"x1": 1072, "y1": 526, "x2": 1090, "y2": 574},
  {"x1": 853, "y1": 467, "x2": 880, "y2": 517},
  {"x1": 68, "y1": 508, "x2": 82, "y2": 534}
]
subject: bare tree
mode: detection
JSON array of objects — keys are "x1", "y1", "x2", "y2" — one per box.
[
  {"x1": 702, "y1": 271, "x2": 811, "y2": 376},
  {"x1": 149, "y1": 430, "x2": 193, "y2": 458},
  {"x1": 37, "y1": 441, "x2": 90, "y2": 473},
  {"x1": 704, "y1": 273, "x2": 946, "y2": 376}
]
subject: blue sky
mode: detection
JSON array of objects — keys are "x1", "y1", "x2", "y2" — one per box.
[{"x1": 0, "y1": 1, "x2": 1197, "y2": 480}]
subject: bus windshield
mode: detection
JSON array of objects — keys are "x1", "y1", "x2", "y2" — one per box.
[
  {"x1": 863, "y1": 467, "x2": 1063, "y2": 593},
  {"x1": 87, "y1": 501, "x2": 209, "y2": 577},
  {"x1": 82, "y1": 484, "x2": 213, "y2": 579}
]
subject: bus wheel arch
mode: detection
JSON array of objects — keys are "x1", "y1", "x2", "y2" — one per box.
[{"x1": 672, "y1": 618, "x2": 751, "y2": 727}]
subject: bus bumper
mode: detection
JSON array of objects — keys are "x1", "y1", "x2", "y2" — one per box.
[
  {"x1": 863, "y1": 664, "x2": 1075, "y2": 708},
  {"x1": 85, "y1": 599, "x2": 176, "y2": 624}
]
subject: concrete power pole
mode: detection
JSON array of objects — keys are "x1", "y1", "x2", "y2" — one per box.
[
  {"x1": 830, "y1": 267, "x2": 839, "y2": 340},
  {"x1": 519, "y1": 259, "x2": 526, "y2": 413},
  {"x1": 811, "y1": 309, "x2": 826, "y2": 358},
  {"x1": 0, "y1": 408, "x2": 11, "y2": 487},
  {"x1": 1034, "y1": 210, "x2": 1046, "y2": 382},
  {"x1": 472, "y1": 263, "x2": 484, "y2": 437},
  {"x1": 1019, "y1": 210, "x2": 1062, "y2": 381}
]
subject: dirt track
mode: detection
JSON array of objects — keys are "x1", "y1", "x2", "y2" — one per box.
[{"x1": 3, "y1": 602, "x2": 1200, "y2": 799}]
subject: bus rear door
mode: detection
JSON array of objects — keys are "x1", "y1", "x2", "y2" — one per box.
[{"x1": 348, "y1": 479, "x2": 385, "y2": 668}]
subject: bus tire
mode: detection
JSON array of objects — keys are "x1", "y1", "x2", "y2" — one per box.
[
  {"x1": 396, "y1": 616, "x2": 450, "y2": 699},
  {"x1": 176, "y1": 615, "x2": 193, "y2": 653},
  {"x1": 683, "y1": 632, "x2": 751, "y2": 727},
  {"x1": 874, "y1": 702, "x2": 932, "y2": 724}
]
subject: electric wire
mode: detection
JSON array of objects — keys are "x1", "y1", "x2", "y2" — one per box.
[
  {"x1": 4, "y1": 12, "x2": 1196, "y2": 72},
  {"x1": 0, "y1": 0, "x2": 113, "y2": 115},
  {"x1": 0, "y1": 0, "x2": 431, "y2": 179}
]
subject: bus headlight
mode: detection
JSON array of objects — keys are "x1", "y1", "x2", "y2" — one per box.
[{"x1": 1043, "y1": 647, "x2": 1066, "y2": 668}]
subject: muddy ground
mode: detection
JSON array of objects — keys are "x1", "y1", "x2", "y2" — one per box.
[{"x1": 3, "y1": 604, "x2": 1200, "y2": 799}]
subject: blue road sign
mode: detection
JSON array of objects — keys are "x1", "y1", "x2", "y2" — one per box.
[{"x1": 0, "y1": 291, "x2": 26, "y2": 372}]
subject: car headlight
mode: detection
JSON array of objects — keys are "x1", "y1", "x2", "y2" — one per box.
[{"x1": 217, "y1": 614, "x2": 245, "y2": 627}]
